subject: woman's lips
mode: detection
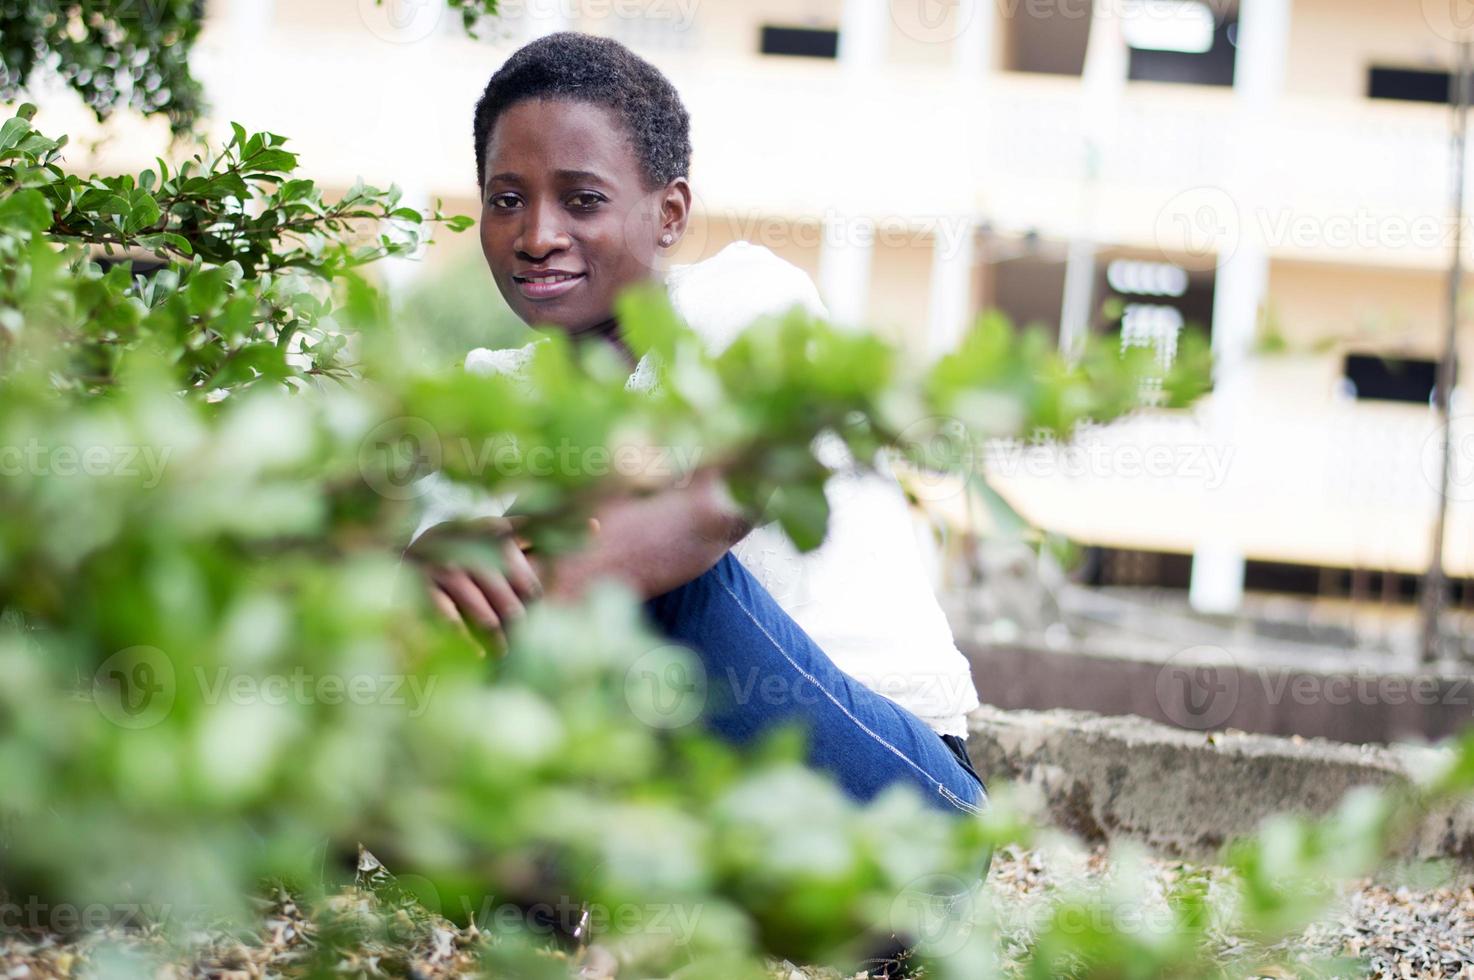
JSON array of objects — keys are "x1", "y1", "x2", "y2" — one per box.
[{"x1": 513, "y1": 272, "x2": 585, "y2": 301}]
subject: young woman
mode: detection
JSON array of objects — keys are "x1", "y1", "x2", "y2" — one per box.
[{"x1": 411, "y1": 31, "x2": 987, "y2": 818}]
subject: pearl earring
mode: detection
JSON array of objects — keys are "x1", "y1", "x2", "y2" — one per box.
[{"x1": 660, "y1": 234, "x2": 673, "y2": 247}]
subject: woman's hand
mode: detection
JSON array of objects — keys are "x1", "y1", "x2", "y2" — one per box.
[
  {"x1": 537, "y1": 468, "x2": 753, "y2": 603},
  {"x1": 406, "y1": 517, "x2": 544, "y2": 652}
]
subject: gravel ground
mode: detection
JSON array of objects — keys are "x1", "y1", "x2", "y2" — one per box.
[{"x1": 3, "y1": 847, "x2": 1472, "y2": 978}]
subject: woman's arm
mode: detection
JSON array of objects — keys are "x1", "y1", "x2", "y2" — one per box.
[
  {"x1": 540, "y1": 467, "x2": 754, "y2": 602},
  {"x1": 409, "y1": 468, "x2": 754, "y2": 642}
]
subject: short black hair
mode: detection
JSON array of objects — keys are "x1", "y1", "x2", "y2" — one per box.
[{"x1": 472, "y1": 32, "x2": 692, "y2": 192}]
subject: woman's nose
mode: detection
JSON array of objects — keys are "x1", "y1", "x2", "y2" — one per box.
[{"x1": 515, "y1": 201, "x2": 570, "y2": 259}]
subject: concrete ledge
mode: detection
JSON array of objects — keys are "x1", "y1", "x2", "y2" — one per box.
[
  {"x1": 966, "y1": 706, "x2": 1474, "y2": 866},
  {"x1": 952, "y1": 634, "x2": 1474, "y2": 744}
]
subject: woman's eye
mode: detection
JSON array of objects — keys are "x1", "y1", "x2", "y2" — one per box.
[
  {"x1": 567, "y1": 192, "x2": 604, "y2": 210},
  {"x1": 489, "y1": 194, "x2": 521, "y2": 209}
]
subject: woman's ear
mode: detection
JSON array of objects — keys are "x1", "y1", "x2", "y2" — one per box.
[{"x1": 657, "y1": 177, "x2": 692, "y2": 248}]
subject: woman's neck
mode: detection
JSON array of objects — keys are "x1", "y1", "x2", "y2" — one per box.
[{"x1": 576, "y1": 315, "x2": 638, "y2": 370}]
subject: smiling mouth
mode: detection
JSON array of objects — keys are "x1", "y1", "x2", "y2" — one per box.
[{"x1": 512, "y1": 271, "x2": 586, "y2": 300}]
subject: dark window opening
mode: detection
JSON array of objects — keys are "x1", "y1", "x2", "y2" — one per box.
[
  {"x1": 1127, "y1": 19, "x2": 1237, "y2": 87},
  {"x1": 1076, "y1": 548, "x2": 1194, "y2": 589},
  {"x1": 1368, "y1": 66, "x2": 1453, "y2": 104},
  {"x1": 1002, "y1": 5, "x2": 1090, "y2": 76},
  {"x1": 1342, "y1": 353, "x2": 1439, "y2": 404},
  {"x1": 93, "y1": 255, "x2": 167, "y2": 278},
  {"x1": 759, "y1": 25, "x2": 839, "y2": 59},
  {"x1": 990, "y1": 251, "x2": 1068, "y2": 346},
  {"x1": 1081, "y1": 548, "x2": 1448, "y2": 609}
]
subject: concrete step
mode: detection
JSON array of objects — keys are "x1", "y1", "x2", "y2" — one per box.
[{"x1": 966, "y1": 705, "x2": 1474, "y2": 868}]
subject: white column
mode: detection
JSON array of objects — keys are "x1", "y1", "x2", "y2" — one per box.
[
  {"x1": 955, "y1": 0, "x2": 997, "y2": 77},
  {"x1": 1210, "y1": 244, "x2": 1268, "y2": 380},
  {"x1": 1187, "y1": 0, "x2": 1290, "y2": 614},
  {"x1": 1058, "y1": 0, "x2": 1127, "y2": 354},
  {"x1": 1058, "y1": 238, "x2": 1098, "y2": 356},
  {"x1": 838, "y1": 0, "x2": 888, "y2": 71},
  {"x1": 1234, "y1": 0, "x2": 1292, "y2": 107},
  {"x1": 926, "y1": 218, "x2": 977, "y2": 357},
  {"x1": 943, "y1": 0, "x2": 993, "y2": 357},
  {"x1": 818, "y1": 213, "x2": 874, "y2": 327},
  {"x1": 207, "y1": 0, "x2": 275, "y2": 128}
]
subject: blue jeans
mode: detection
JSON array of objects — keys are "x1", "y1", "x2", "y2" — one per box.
[{"x1": 643, "y1": 552, "x2": 988, "y2": 817}]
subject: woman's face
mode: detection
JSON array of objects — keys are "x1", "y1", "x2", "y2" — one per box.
[{"x1": 478, "y1": 98, "x2": 689, "y2": 338}]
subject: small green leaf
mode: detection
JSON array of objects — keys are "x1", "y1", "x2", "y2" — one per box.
[
  {"x1": 770, "y1": 483, "x2": 830, "y2": 553},
  {"x1": 0, "y1": 188, "x2": 54, "y2": 231},
  {"x1": 0, "y1": 115, "x2": 33, "y2": 154}
]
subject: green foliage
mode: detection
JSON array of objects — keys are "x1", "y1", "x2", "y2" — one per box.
[
  {"x1": 0, "y1": 0, "x2": 206, "y2": 136},
  {"x1": 0, "y1": 105, "x2": 469, "y2": 396}
]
